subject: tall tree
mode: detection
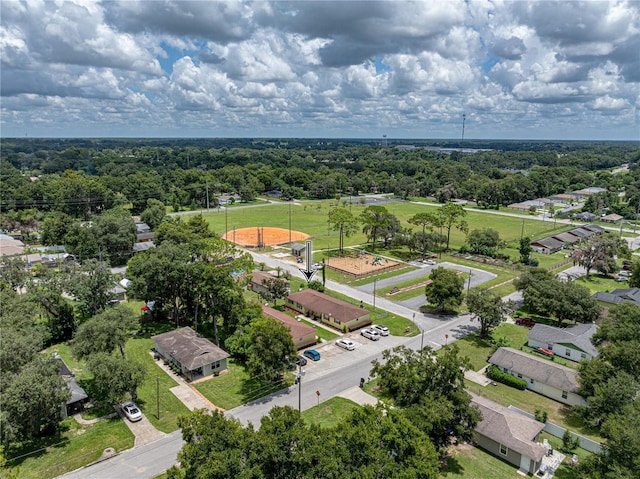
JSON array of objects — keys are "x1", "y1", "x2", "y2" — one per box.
[
  {"x1": 328, "y1": 207, "x2": 358, "y2": 254},
  {"x1": 425, "y1": 267, "x2": 465, "y2": 312},
  {"x1": 246, "y1": 317, "x2": 296, "y2": 382},
  {"x1": 66, "y1": 259, "x2": 116, "y2": 320},
  {"x1": 72, "y1": 305, "x2": 138, "y2": 360},
  {"x1": 519, "y1": 236, "x2": 533, "y2": 264},
  {"x1": 86, "y1": 352, "x2": 146, "y2": 407},
  {"x1": 569, "y1": 235, "x2": 621, "y2": 279},
  {"x1": 371, "y1": 345, "x2": 480, "y2": 454},
  {"x1": 359, "y1": 205, "x2": 392, "y2": 251},
  {"x1": 140, "y1": 198, "x2": 166, "y2": 229},
  {"x1": 467, "y1": 288, "x2": 513, "y2": 339},
  {"x1": 258, "y1": 277, "x2": 290, "y2": 308},
  {"x1": 438, "y1": 203, "x2": 468, "y2": 251},
  {"x1": 93, "y1": 207, "x2": 137, "y2": 266},
  {"x1": 0, "y1": 356, "x2": 69, "y2": 446}
]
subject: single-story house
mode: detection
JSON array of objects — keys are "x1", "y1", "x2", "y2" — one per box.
[
  {"x1": 41, "y1": 253, "x2": 76, "y2": 268},
  {"x1": 286, "y1": 289, "x2": 371, "y2": 332},
  {"x1": 21, "y1": 253, "x2": 42, "y2": 268},
  {"x1": 489, "y1": 347, "x2": 587, "y2": 406},
  {"x1": 601, "y1": 213, "x2": 623, "y2": 223},
  {"x1": 135, "y1": 222, "x2": 151, "y2": 234},
  {"x1": 507, "y1": 202, "x2": 534, "y2": 213},
  {"x1": 218, "y1": 194, "x2": 241, "y2": 205},
  {"x1": 581, "y1": 224, "x2": 605, "y2": 234},
  {"x1": 132, "y1": 241, "x2": 155, "y2": 253},
  {"x1": 551, "y1": 232, "x2": 581, "y2": 246},
  {"x1": 136, "y1": 232, "x2": 155, "y2": 242},
  {"x1": 566, "y1": 227, "x2": 591, "y2": 239},
  {"x1": 470, "y1": 393, "x2": 547, "y2": 475},
  {"x1": 527, "y1": 323, "x2": 598, "y2": 362},
  {"x1": 56, "y1": 354, "x2": 89, "y2": 418},
  {"x1": 0, "y1": 237, "x2": 25, "y2": 257},
  {"x1": 530, "y1": 237, "x2": 563, "y2": 254},
  {"x1": 291, "y1": 243, "x2": 306, "y2": 257},
  {"x1": 573, "y1": 212, "x2": 597, "y2": 222},
  {"x1": 592, "y1": 287, "x2": 640, "y2": 307},
  {"x1": 573, "y1": 187, "x2": 607, "y2": 198},
  {"x1": 549, "y1": 193, "x2": 578, "y2": 204},
  {"x1": 248, "y1": 271, "x2": 290, "y2": 296},
  {"x1": 152, "y1": 327, "x2": 229, "y2": 381},
  {"x1": 261, "y1": 305, "x2": 316, "y2": 350}
]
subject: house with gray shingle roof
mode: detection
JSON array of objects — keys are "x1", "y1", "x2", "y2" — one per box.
[
  {"x1": 152, "y1": 327, "x2": 229, "y2": 381},
  {"x1": 527, "y1": 323, "x2": 598, "y2": 362},
  {"x1": 470, "y1": 393, "x2": 547, "y2": 475},
  {"x1": 489, "y1": 348, "x2": 586, "y2": 406},
  {"x1": 530, "y1": 237, "x2": 563, "y2": 254},
  {"x1": 593, "y1": 287, "x2": 640, "y2": 307}
]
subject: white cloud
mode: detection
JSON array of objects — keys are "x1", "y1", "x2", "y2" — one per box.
[{"x1": 0, "y1": 0, "x2": 638, "y2": 139}]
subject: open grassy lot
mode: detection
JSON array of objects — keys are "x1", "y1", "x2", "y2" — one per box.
[
  {"x1": 573, "y1": 273, "x2": 628, "y2": 295},
  {"x1": 203, "y1": 200, "x2": 561, "y2": 257},
  {"x1": 10, "y1": 417, "x2": 133, "y2": 479},
  {"x1": 194, "y1": 359, "x2": 294, "y2": 410},
  {"x1": 441, "y1": 443, "x2": 521, "y2": 479},
  {"x1": 125, "y1": 337, "x2": 191, "y2": 433},
  {"x1": 301, "y1": 397, "x2": 361, "y2": 428}
]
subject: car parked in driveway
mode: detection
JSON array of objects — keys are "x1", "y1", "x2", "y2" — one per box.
[
  {"x1": 361, "y1": 328, "x2": 381, "y2": 341},
  {"x1": 295, "y1": 355, "x2": 307, "y2": 366},
  {"x1": 515, "y1": 317, "x2": 536, "y2": 327},
  {"x1": 336, "y1": 339, "x2": 356, "y2": 350},
  {"x1": 372, "y1": 324, "x2": 389, "y2": 336},
  {"x1": 121, "y1": 401, "x2": 143, "y2": 422},
  {"x1": 303, "y1": 349, "x2": 321, "y2": 361}
]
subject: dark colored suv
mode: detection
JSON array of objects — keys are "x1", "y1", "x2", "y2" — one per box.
[
  {"x1": 515, "y1": 317, "x2": 536, "y2": 327},
  {"x1": 295, "y1": 355, "x2": 307, "y2": 367}
]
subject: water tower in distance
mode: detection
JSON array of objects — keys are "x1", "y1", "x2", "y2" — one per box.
[{"x1": 382, "y1": 134, "x2": 387, "y2": 147}]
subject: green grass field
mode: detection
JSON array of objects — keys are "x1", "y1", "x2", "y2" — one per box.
[
  {"x1": 301, "y1": 397, "x2": 361, "y2": 428},
  {"x1": 124, "y1": 337, "x2": 191, "y2": 433},
  {"x1": 194, "y1": 359, "x2": 294, "y2": 410},
  {"x1": 440, "y1": 443, "x2": 521, "y2": 479},
  {"x1": 10, "y1": 417, "x2": 133, "y2": 479}
]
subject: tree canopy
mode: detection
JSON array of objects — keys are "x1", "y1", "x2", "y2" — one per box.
[{"x1": 425, "y1": 267, "x2": 465, "y2": 312}]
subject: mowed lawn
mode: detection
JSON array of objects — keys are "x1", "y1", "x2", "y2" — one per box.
[
  {"x1": 441, "y1": 443, "x2": 521, "y2": 479},
  {"x1": 124, "y1": 337, "x2": 191, "y2": 433},
  {"x1": 194, "y1": 359, "x2": 295, "y2": 410},
  {"x1": 203, "y1": 200, "x2": 559, "y2": 253},
  {"x1": 10, "y1": 417, "x2": 133, "y2": 479},
  {"x1": 301, "y1": 397, "x2": 361, "y2": 428}
]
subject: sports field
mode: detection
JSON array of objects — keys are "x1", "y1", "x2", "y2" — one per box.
[
  {"x1": 223, "y1": 226, "x2": 310, "y2": 247},
  {"x1": 206, "y1": 200, "x2": 565, "y2": 252}
]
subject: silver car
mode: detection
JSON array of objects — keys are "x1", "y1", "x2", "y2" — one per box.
[
  {"x1": 336, "y1": 339, "x2": 356, "y2": 350},
  {"x1": 361, "y1": 328, "x2": 381, "y2": 341},
  {"x1": 121, "y1": 402, "x2": 143, "y2": 422},
  {"x1": 372, "y1": 324, "x2": 390, "y2": 336}
]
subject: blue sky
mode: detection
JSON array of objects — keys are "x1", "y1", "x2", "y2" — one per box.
[{"x1": 1, "y1": 1, "x2": 639, "y2": 140}]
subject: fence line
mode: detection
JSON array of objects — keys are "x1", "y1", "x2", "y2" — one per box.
[{"x1": 508, "y1": 405, "x2": 603, "y2": 454}]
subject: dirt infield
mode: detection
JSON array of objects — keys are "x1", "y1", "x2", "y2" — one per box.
[
  {"x1": 326, "y1": 252, "x2": 401, "y2": 278},
  {"x1": 223, "y1": 227, "x2": 310, "y2": 247}
]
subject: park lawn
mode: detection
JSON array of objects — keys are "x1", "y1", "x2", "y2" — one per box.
[
  {"x1": 440, "y1": 443, "x2": 521, "y2": 479},
  {"x1": 11, "y1": 417, "x2": 133, "y2": 479},
  {"x1": 346, "y1": 264, "x2": 419, "y2": 286},
  {"x1": 376, "y1": 273, "x2": 432, "y2": 299},
  {"x1": 301, "y1": 397, "x2": 361, "y2": 428},
  {"x1": 125, "y1": 337, "x2": 190, "y2": 433},
  {"x1": 203, "y1": 199, "x2": 565, "y2": 253},
  {"x1": 194, "y1": 359, "x2": 294, "y2": 410}
]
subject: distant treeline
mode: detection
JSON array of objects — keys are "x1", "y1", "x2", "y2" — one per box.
[{"x1": 1, "y1": 138, "x2": 639, "y2": 216}]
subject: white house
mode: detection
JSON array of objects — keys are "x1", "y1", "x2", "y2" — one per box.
[
  {"x1": 489, "y1": 347, "x2": 587, "y2": 406},
  {"x1": 527, "y1": 324, "x2": 598, "y2": 362}
]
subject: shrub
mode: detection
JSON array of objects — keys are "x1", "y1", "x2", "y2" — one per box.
[
  {"x1": 486, "y1": 365, "x2": 527, "y2": 390},
  {"x1": 535, "y1": 409, "x2": 548, "y2": 423}
]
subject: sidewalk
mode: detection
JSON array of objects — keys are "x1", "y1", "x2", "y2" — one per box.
[
  {"x1": 337, "y1": 386, "x2": 379, "y2": 406},
  {"x1": 152, "y1": 352, "x2": 221, "y2": 412}
]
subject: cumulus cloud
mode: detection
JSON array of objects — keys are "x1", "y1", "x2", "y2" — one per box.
[{"x1": 0, "y1": 0, "x2": 637, "y2": 139}]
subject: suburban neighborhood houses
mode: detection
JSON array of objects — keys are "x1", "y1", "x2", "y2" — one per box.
[{"x1": 1, "y1": 139, "x2": 639, "y2": 479}]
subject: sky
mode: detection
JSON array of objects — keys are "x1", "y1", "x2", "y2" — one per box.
[{"x1": 1, "y1": 0, "x2": 639, "y2": 140}]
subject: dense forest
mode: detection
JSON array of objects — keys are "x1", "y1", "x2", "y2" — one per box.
[{"x1": 2, "y1": 139, "x2": 639, "y2": 218}]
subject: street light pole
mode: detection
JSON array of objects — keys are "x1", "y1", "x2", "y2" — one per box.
[
  {"x1": 373, "y1": 279, "x2": 377, "y2": 310},
  {"x1": 297, "y1": 363, "x2": 303, "y2": 412}
]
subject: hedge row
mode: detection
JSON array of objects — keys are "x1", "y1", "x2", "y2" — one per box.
[{"x1": 486, "y1": 365, "x2": 527, "y2": 390}]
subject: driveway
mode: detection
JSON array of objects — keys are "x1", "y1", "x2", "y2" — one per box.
[{"x1": 116, "y1": 405, "x2": 165, "y2": 447}]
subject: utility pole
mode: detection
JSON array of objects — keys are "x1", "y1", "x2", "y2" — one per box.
[
  {"x1": 467, "y1": 269, "x2": 472, "y2": 297},
  {"x1": 289, "y1": 202, "x2": 292, "y2": 245},
  {"x1": 520, "y1": 218, "x2": 525, "y2": 240},
  {"x1": 156, "y1": 376, "x2": 160, "y2": 420},
  {"x1": 206, "y1": 180, "x2": 210, "y2": 211},
  {"x1": 461, "y1": 113, "x2": 466, "y2": 141},
  {"x1": 297, "y1": 363, "x2": 304, "y2": 412},
  {"x1": 373, "y1": 278, "x2": 377, "y2": 311}
]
